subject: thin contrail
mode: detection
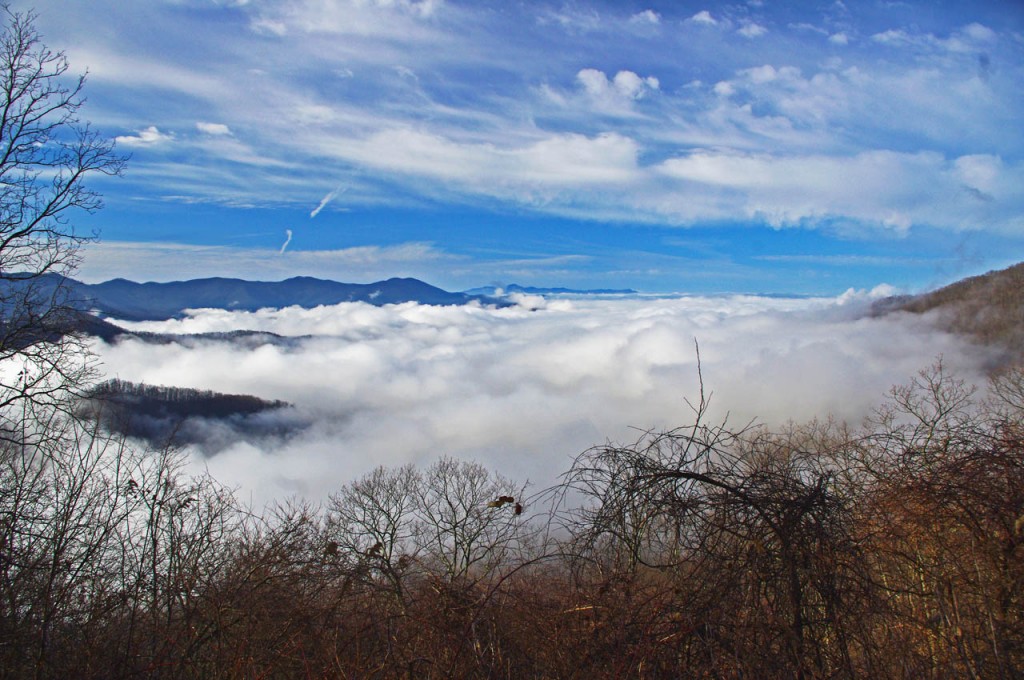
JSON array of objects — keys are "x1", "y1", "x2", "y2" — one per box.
[
  {"x1": 310, "y1": 186, "x2": 346, "y2": 218},
  {"x1": 279, "y1": 229, "x2": 293, "y2": 254}
]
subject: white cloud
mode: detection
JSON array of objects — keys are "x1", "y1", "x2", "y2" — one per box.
[
  {"x1": 872, "y1": 29, "x2": 911, "y2": 45},
  {"x1": 251, "y1": 17, "x2": 287, "y2": 36},
  {"x1": 577, "y1": 68, "x2": 659, "y2": 106},
  {"x1": 871, "y1": 24, "x2": 998, "y2": 53},
  {"x1": 790, "y1": 22, "x2": 827, "y2": 36},
  {"x1": 540, "y1": 6, "x2": 602, "y2": 33},
  {"x1": 656, "y1": 149, "x2": 1024, "y2": 230},
  {"x1": 90, "y1": 295, "x2": 993, "y2": 506},
  {"x1": 335, "y1": 128, "x2": 640, "y2": 192},
  {"x1": 196, "y1": 121, "x2": 233, "y2": 135},
  {"x1": 613, "y1": 70, "x2": 660, "y2": 97},
  {"x1": 689, "y1": 10, "x2": 717, "y2": 26},
  {"x1": 738, "y1": 21, "x2": 768, "y2": 38},
  {"x1": 279, "y1": 111, "x2": 1024, "y2": 232},
  {"x1": 953, "y1": 154, "x2": 1001, "y2": 196},
  {"x1": 629, "y1": 9, "x2": 660, "y2": 26},
  {"x1": 115, "y1": 126, "x2": 174, "y2": 146},
  {"x1": 962, "y1": 23, "x2": 996, "y2": 42},
  {"x1": 251, "y1": 0, "x2": 445, "y2": 37},
  {"x1": 409, "y1": 0, "x2": 442, "y2": 18},
  {"x1": 41, "y1": 0, "x2": 1024, "y2": 239},
  {"x1": 575, "y1": 68, "x2": 608, "y2": 96},
  {"x1": 519, "y1": 132, "x2": 639, "y2": 184},
  {"x1": 741, "y1": 64, "x2": 780, "y2": 84},
  {"x1": 713, "y1": 81, "x2": 735, "y2": 97},
  {"x1": 835, "y1": 283, "x2": 899, "y2": 305},
  {"x1": 338, "y1": 129, "x2": 487, "y2": 182},
  {"x1": 70, "y1": 46, "x2": 228, "y2": 102},
  {"x1": 828, "y1": 32, "x2": 849, "y2": 45}
]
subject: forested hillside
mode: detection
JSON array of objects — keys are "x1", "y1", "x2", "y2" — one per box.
[
  {"x1": 874, "y1": 261, "x2": 1024, "y2": 364},
  {"x1": 81, "y1": 379, "x2": 296, "y2": 449}
]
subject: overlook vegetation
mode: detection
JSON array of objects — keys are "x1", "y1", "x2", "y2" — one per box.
[{"x1": 4, "y1": 359, "x2": 1023, "y2": 678}]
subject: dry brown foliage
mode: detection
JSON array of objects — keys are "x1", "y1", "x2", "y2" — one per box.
[{"x1": 8, "y1": 360, "x2": 1021, "y2": 679}]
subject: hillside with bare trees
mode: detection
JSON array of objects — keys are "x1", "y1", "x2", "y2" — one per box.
[{"x1": 874, "y1": 261, "x2": 1024, "y2": 365}]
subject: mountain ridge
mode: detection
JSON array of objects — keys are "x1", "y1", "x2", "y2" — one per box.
[
  {"x1": 872, "y1": 261, "x2": 1024, "y2": 365},
  {"x1": 463, "y1": 283, "x2": 638, "y2": 296},
  {"x1": 12, "y1": 273, "x2": 508, "y2": 321}
]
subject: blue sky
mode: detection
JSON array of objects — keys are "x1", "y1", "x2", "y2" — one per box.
[{"x1": 17, "y1": 0, "x2": 1024, "y2": 293}]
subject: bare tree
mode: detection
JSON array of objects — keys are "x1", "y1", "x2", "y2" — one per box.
[
  {"x1": 0, "y1": 9, "x2": 132, "y2": 678},
  {"x1": 559, "y1": 370, "x2": 879, "y2": 677},
  {"x1": 0, "y1": 5, "x2": 124, "y2": 420},
  {"x1": 418, "y1": 457, "x2": 527, "y2": 583},
  {"x1": 858, "y1": 362, "x2": 1024, "y2": 679}
]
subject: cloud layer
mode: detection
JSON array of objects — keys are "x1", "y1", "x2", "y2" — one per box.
[
  {"x1": 24, "y1": 0, "x2": 1024, "y2": 234},
  {"x1": 10, "y1": 0, "x2": 1018, "y2": 294},
  {"x1": 91, "y1": 294, "x2": 993, "y2": 506}
]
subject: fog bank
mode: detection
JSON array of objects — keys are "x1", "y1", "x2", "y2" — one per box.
[{"x1": 92, "y1": 293, "x2": 992, "y2": 505}]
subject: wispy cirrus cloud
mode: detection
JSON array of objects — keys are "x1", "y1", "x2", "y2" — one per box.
[
  {"x1": 196, "y1": 122, "x2": 233, "y2": 136},
  {"x1": 64, "y1": 3, "x2": 1021, "y2": 226},
  {"x1": 248, "y1": 0, "x2": 446, "y2": 39}
]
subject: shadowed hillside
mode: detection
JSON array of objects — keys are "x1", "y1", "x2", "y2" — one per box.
[
  {"x1": 81, "y1": 379, "x2": 301, "y2": 451},
  {"x1": 873, "y1": 261, "x2": 1024, "y2": 364},
  {"x1": 82, "y1": 275, "x2": 507, "y2": 320}
]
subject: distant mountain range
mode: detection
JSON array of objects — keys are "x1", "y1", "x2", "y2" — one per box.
[
  {"x1": 6, "y1": 274, "x2": 507, "y2": 322},
  {"x1": 6, "y1": 267, "x2": 1022, "y2": 364},
  {"x1": 464, "y1": 283, "x2": 638, "y2": 296}
]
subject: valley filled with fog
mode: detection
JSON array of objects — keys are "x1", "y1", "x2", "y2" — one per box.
[{"x1": 91, "y1": 291, "x2": 993, "y2": 505}]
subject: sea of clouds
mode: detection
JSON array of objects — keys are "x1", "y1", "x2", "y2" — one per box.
[{"x1": 89, "y1": 291, "x2": 995, "y2": 506}]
